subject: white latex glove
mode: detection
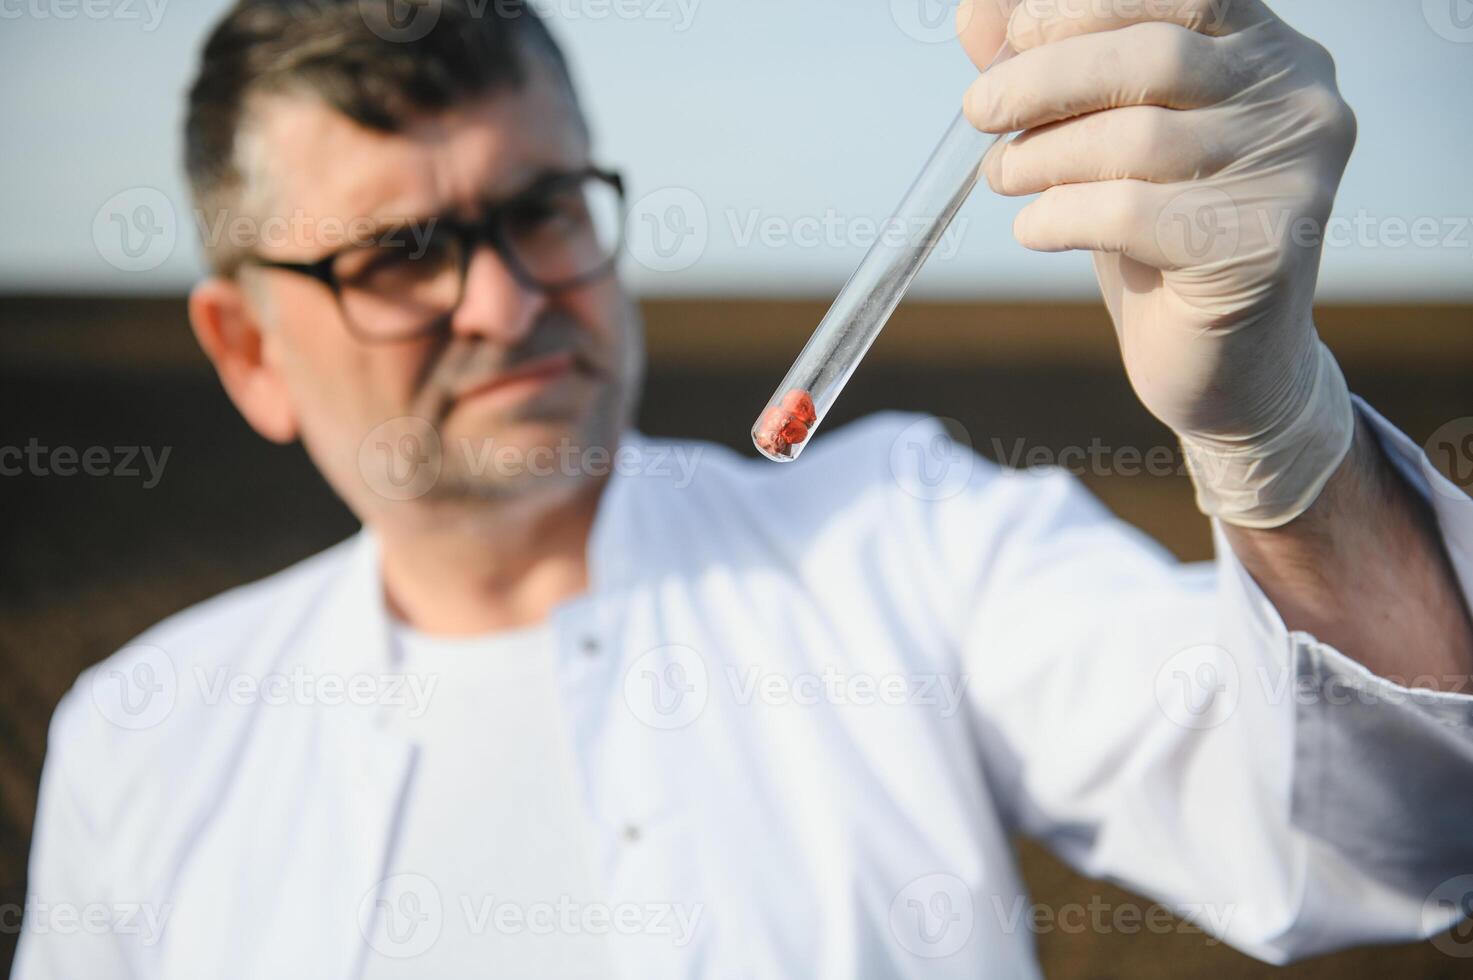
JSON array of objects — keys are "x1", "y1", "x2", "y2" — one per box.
[{"x1": 960, "y1": 0, "x2": 1358, "y2": 528}]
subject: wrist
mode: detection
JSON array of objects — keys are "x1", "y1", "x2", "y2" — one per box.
[{"x1": 1179, "y1": 340, "x2": 1356, "y2": 529}]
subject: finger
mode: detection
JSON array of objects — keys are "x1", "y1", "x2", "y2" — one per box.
[
  {"x1": 1012, "y1": 180, "x2": 1246, "y2": 272},
  {"x1": 1013, "y1": 181, "x2": 1151, "y2": 256},
  {"x1": 984, "y1": 105, "x2": 1236, "y2": 196},
  {"x1": 964, "y1": 21, "x2": 1236, "y2": 134},
  {"x1": 957, "y1": 0, "x2": 1016, "y2": 71},
  {"x1": 1007, "y1": 0, "x2": 1272, "y2": 49}
]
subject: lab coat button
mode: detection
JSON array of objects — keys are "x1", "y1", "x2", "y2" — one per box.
[
  {"x1": 621, "y1": 824, "x2": 641, "y2": 844},
  {"x1": 580, "y1": 636, "x2": 600, "y2": 656}
]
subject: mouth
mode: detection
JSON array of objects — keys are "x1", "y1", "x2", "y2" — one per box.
[{"x1": 452, "y1": 351, "x2": 580, "y2": 409}]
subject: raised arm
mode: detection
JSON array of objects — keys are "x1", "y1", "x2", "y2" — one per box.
[{"x1": 958, "y1": 0, "x2": 1472, "y2": 680}]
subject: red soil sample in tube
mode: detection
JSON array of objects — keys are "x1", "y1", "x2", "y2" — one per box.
[
  {"x1": 755, "y1": 388, "x2": 817, "y2": 458},
  {"x1": 781, "y1": 388, "x2": 817, "y2": 426}
]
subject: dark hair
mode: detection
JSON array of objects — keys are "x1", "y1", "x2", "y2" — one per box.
[{"x1": 184, "y1": 0, "x2": 580, "y2": 274}]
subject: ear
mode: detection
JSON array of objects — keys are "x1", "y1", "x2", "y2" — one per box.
[{"x1": 188, "y1": 276, "x2": 298, "y2": 445}]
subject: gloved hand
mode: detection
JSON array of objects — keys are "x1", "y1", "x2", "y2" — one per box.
[{"x1": 959, "y1": 0, "x2": 1358, "y2": 528}]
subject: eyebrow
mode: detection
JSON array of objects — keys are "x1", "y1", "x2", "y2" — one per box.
[{"x1": 355, "y1": 165, "x2": 590, "y2": 244}]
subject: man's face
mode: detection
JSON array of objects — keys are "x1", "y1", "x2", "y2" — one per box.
[{"x1": 239, "y1": 58, "x2": 642, "y2": 519}]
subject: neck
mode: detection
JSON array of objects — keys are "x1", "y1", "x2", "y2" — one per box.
[{"x1": 373, "y1": 477, "x2": 605, "y2": 635}]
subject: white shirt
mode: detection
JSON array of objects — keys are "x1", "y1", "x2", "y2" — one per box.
[
  {"x1": 358, "y1": 622, "x2": 613, "y2": 978},
  {"x1": 15, "y1": 405, "x2": 1473, "y2": 980}
]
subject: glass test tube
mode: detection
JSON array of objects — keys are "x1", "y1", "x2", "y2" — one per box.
[{"x1": 751, "y1": 44, "x2": 1015, "y2": 463}]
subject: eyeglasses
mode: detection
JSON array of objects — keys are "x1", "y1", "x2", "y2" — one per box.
[{"x1": 240, "y1": 167, "x2": 625, "y2": 342}]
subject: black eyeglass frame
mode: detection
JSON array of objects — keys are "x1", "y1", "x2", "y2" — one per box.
[{"x1": 238, "y1": 166, "x2": 625, "y2": 342}]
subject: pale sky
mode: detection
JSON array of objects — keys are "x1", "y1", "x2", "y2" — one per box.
[{"x1": 2, "y1": 0, "x2": 1470, "y2": 299}]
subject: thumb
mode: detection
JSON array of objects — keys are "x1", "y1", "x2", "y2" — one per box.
[{"x1": 956, "y1": 0, "x2": 1014, "y2": 69}]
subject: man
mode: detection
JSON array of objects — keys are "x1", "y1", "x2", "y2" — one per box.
[{"x1": 15, "y1": 0, "x2": 1473, "y2": 977}]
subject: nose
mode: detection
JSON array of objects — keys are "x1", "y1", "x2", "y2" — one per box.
[{"x1": 448, "y1": 243, "x2": 547, "y2": 345}]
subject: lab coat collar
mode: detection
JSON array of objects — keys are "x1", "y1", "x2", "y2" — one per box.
[{"x1": 320, "y1": 426, "x2": 652, "y2": 685}]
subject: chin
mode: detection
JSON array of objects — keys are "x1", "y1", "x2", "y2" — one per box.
[
  {"x1": 428, "y1": 375, "x2": 627, "y2": 496},
  {"x1": 431, "y1": 407, "x2": 603, "y2": 496}
]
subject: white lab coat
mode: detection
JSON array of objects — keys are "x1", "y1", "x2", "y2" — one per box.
[{"x1": 14, "y1": 405, "x2": 1473, "y2": 979}]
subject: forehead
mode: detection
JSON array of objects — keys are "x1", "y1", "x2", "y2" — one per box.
[{"x1": 248, "y1": 63, "x2": 588, "y2": 231}]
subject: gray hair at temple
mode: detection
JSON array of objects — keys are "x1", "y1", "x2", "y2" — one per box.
[{"x1": 183, "y1": 0, "x2": 583, "y2": 275}]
